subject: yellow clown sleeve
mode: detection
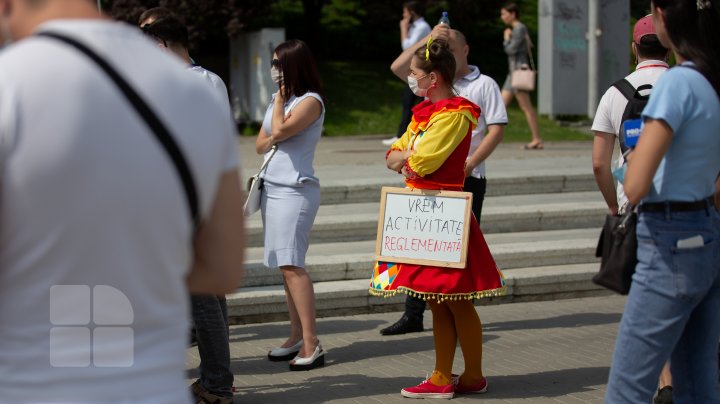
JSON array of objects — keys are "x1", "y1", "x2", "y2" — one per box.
[
  {"x1": 406, "y1": 112, "x2": 471, "y2": 177},
  {"x1": 390, "y1": 126, "x2": 412, "y2": 151}
]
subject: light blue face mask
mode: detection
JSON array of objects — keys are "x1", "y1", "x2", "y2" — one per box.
[{"x1": 612, "y1": 163, "x2": 627, "y2": 184}]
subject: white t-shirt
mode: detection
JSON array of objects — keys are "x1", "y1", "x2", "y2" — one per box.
[
  {"x1": 454, "y1": 65, "x2": 508, "y2": 178},
  {"x1": 591, "y1": 60, "x2": 669, "y2": 208},
  {"x1": 188, "y1": 65, "x2": 232, "y2": 120},
  {"x1": 402, "y1": 17, "x2": 432, "y2": 50},
  {"x1": 0, "y1": 20, "x2": 237, "y2": 403}
]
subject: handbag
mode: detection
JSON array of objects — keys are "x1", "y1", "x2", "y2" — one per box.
[
  {"x1": 511, "y1": 32, "x2": 536, "y2": 92},
  {"x1": 243, "y1": 145, "x2": 278, "y2": 217},
  {"x1": 511, "y1": 67, "x2": 536, "y2": 92},
  {"x1": 593, "y1": 206, "x2": 638, "y2": 295}
]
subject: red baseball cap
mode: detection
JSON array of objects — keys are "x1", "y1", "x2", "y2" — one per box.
[{"x1": 633, "y1": 15, "x2": 656, "y2": 44}]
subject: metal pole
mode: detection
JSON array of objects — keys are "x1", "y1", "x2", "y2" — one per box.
[
  {"x1": 587, "y1": 0, "x2": 601, "y2": 118},
  {"x1": 97, "y1": 0, "x2": 102, "y2": 12}
]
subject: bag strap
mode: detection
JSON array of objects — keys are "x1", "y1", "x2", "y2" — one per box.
[
  {"x1": 613, "y1": 78, "x2": 634, "y2": 100},
  {"x1": 252, "y1": 95, "x2": 300, "y2": 176},
  {"x1": 612, "y1": 78, "x2": 651, "y2": 101},
  {"x1": 37, "y1": 32, "x2": 200, "y2": 231},
  {"x1": 257, "y1": 144, "x2": 278, "y2": 175},
  {"x1": 524, "y1": 32, "x2": 536, "y2": 71}
]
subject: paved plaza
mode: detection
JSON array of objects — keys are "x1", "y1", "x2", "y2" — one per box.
[{"x1": 187, "y1": 294, "x2": 625, "y2": 403}]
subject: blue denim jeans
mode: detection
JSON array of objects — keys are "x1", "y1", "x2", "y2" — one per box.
[
  {"x1": 606, "y1": 205, "x2": 720, "y2": 404},
  {"x1": 191, "y1": 295, "x2": 233, "y2": 398}
]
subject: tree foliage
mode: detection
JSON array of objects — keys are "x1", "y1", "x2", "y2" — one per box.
[
  {"x1": 104, "y1": 0, "x2": 643, "y2": 85},
  {"x1": 104, "y1": 0, "x2": 269, "y2": 53},
  {"x1": 631, "y1": 0, "x2": 652, "y2": 18},
  {"x1": 248, "y1": 0, "x2": 512, "y2": 80}
]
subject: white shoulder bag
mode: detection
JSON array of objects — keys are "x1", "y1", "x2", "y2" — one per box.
[{"x1": 243, "y1": 144, "x2": 278, "y2": 217}]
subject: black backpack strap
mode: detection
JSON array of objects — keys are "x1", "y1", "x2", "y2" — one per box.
[
  {"x1": 612, "y1": 79, "x2": 635, "y2": 154},
  {"x1": 612, "y1": 79, "x2": 653, "y2": 154},
  {"x1": 612, "y1": 78, "x2": 636, "y2": 101},
  {"x1": 612, "y1": 79, "x2": 652, "y2": 101},
  {"x1": 36, "y1": 32, "x2": 200, "y2": 231}
]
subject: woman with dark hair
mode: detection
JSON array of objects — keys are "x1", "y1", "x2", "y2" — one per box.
[
  {"x1": 500, "y1": 2, "x2": 543, "y2": 150},
  {"x1": 255, "y1": 39, "x2": 325, "y2": 371},
  {"x1": 371, "y1": 38, "x2": 505, "y2": 399},
  {"x1": 605, "y1": 1, "x2": 720, "y2": 402}
]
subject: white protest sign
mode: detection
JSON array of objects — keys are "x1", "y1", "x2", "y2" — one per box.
[{"x1": 375, "y1": 187, "x2": 473, "y2": 268}]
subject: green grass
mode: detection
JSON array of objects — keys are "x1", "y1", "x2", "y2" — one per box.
[
  {"x1": 320, "y1": 60, "x2": 406, "y2": 136},
  {"x1": 274, "y1": 60, "x2": 591, "y2": 141},
  {"x1": 503, "y1": 103, "x2": 590, "y2": 143}
]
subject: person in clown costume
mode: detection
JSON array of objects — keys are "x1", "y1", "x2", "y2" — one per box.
[{"x1": 370, "y1": 38, "x2": 506, "y2": 399}]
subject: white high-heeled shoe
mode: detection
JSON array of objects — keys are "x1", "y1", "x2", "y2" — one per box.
[
  {"x1": 289, "y1": 343, "x2": 325, "y2": 371},
  {"x1": 267, "y1": 339, "x2": 303, "y2": 362}
]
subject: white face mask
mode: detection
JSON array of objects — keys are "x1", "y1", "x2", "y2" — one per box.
[
  {"x1": 407, "y1": 74, "x2": 429, "y2": 97},
  {"x1": 270, "y1": 66, "x2": 283, "y2": 84}
]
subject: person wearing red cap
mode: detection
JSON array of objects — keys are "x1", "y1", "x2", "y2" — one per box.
[
  {"x1": 592, "y1": 15, "x2": 669, "y2": 213},
  {"x1": 591, "y1": 15, "x2": 671, "y2": 400},
  {"x1": 592, "y1": 15, "x2": 672, "y2": 404}
]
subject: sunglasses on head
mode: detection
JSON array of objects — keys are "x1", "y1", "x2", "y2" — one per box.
[
  {"x1": 141, "y1": 24, "x2": 168, "y2": 47},
  {"x1": 271, "y1": 59, "x2": 281, "y2": 68}
]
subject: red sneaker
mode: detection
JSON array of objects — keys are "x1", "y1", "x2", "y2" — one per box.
[
  {"x1": 401, "y1": 379, "x2": 454, "y2": 399},
  {"x1": 454, "y1": 376, "x2": 488, "y2": 394}
]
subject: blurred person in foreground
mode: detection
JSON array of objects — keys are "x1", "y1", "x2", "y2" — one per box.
[
  {"x1": 605, "y1": 0, "x2": 720, "y2": 402},
  {"x1": 0, "y1": 0, "x2": 244, "y2": 402},
  {"x1": 142, "y1": 11, "x2": 235, "y2": 404},
  {"x1": 371, "y1": 38, "x2": 505, "y2": 399}
]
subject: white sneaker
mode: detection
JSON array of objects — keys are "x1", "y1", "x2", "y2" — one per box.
[{"x1": 382, "y1": 136, "x2": 398, "y2": 145}]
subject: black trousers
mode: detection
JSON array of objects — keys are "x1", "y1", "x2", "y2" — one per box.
[
  {"x1": 403, "y1": 176, "x2": 488, "y2": 321},
  {"x1": 192, "y1": 295, "x2": 233, "y2": 397},
  {"x1": 397, "y1": 86, "x2": 422, "y2": 137},
  {"x1": 464, "y1": 176, "x2": 487, "y2": 220}
]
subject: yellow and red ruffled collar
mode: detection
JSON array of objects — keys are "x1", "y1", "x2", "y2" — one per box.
[{"x1": 408, "y1": 97, "x2": 480, "y2": 134}]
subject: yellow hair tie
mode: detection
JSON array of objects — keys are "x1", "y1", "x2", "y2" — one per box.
[{"x1": 425, "y1": 37, "x2": 433, "y2": 61}]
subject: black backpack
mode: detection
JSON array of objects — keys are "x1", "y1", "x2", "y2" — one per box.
[{"x1": 612, "y1": 79, "x2": 653, "y2": 154}]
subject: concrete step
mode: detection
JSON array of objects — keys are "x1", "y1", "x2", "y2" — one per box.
[
  {"x1": 318, "y1": 170, "x2": 597, "y2": 205},
  {"x1": 241, "y1": 228, "x2": 601, "y2": 288},
  {"x1": 227, "y1": 263, "x2": 610, "y2": 324},
  {"x1": 241, "y1": 147, "x2": 598, "y2": 204},
  {"x1": 230, "y1": 139, "x2": 605, "y2": 324},
  {"x1": 245, "y1": 191, "x2": 606, "y2": 247}
]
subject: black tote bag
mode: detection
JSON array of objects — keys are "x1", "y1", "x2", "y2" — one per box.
[{"x1": 593, "y1": 207, "x2": 638, "y2": 295}]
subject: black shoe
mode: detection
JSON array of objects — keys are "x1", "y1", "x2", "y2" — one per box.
[
  {"x1": 190, "y1": 380, "x2": 233, "y2": 404},
  {"x1": 189, "y1": 327, "x2": 197, "y2": 347},
  {"x1": 380, "y1": 316, "x2": 423, "y2": 336},
  {"x1": 654, "y1": 386, "x2": 673, "y2": 404}
]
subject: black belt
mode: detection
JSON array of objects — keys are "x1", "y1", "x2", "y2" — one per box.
[{"x1": 639, "y1": 197, "x2": 714, "y2": 213}]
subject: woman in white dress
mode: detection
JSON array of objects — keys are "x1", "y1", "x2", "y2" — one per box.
[{"x1": 255, "y1": 39, "x2": 325, "y2": 371}]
